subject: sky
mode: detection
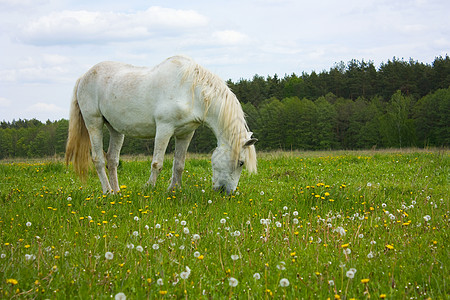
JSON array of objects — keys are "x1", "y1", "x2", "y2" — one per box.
[{"x1": 0, "y1": 0, "x2": 449, "y2": 122}]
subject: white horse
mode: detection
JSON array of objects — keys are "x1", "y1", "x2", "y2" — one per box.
[{"x1": 65, "y1": 56, "x2": 257, "y2": 194}]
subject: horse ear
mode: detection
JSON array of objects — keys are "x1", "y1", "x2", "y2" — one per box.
[{"x1": 244, "y1": 138, "x2": 258, "y2": 147}]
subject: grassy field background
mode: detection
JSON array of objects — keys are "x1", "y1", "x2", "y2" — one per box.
[{"x1": 0, "y1": 149, "x2": 448, "y2": 299}]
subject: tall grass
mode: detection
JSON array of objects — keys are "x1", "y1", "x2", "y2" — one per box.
[{"x1": 0, "y1": 150, "x2": 448, "y2": 299}]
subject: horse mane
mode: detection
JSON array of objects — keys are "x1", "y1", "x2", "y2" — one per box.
[{"x1": 178, "y1": 56, "x2": 257, "y2": 173}]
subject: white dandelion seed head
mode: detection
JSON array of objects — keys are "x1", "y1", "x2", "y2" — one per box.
[
  {"x1": 231, "y1": 254, "x2": 240, "y2": 261},
  {"x1": 260, "y1": 191, "x2": 264, "y2": 195},
  {"x1": 127, "y1": 243, "x2": 134, "y2": 249},
  {"x1": 343, "y1": 248, "x2": 351, "y2": 255},
  {"x1": 25, "y1": 254, "x2": 36, "y2": 261},
  {"x1": 283, "y1": 206, "x2": 288, "y2": 210},
  {"x1": 179, "y1": 245, "x2": 185, "y2": 250},
  {"x1": 279, "y1": 278, "x2": 290, "y2": 287},
  {"x1": 234, "y1": 230, "x2": 241, "y2": 237},
  {"x1": 157, "y1": 278, "x2": 163, "y2": 286},
  {"x1": 132, "y1": 231, "x2": 139, "y2": 237},
  {"x1": 105, "y1": 251, "x2": 114, "y2": 260},
  {"x1": 1, "y1": 253, "x2": 7, "y2": 259},
  {"x1": 208, "y1": 200, "x2": 212, "y2": 204},
  {"x1": 253, "y1": 273, "x2": 261, "y2": 280},
  {"x1": 26, "y1": 222, "x2": 31, "y2": 227},
  {"x1": 358, "y1": 234, "x2": 364, "y2": 238},
  {"x1": 152, "y1": 244, "x2": 159, "y2": 250},
  {"x1": 115, "y1": 292, "x2": 126, "y2": 300},
  {"x1": 220, "y1": 218, "x2": 226, "y2": 224},
  {"x1": 193, "y1": 234, "x2": 200, "y2": 240},
  {"x1": 276, "y1": 221, "x2": 282, "y2": 228},
  {"x1": 180, "y1": 271, "x2": 189, "y2": 279},
  {"x1": 367, "y1": 252, "x2": 374, "y2": 259},
  {"x1": 328, "y1": 280, "x2": 335, "y2": 286},
  {"x1": 228, "y1": 277, "x2": 239, "y2": 287},
  {"x1": 134, "y1": 216, "x2": 139, "y2": 221},
  {"x1": 155, "y1": 223, "x2": 161, "y2": 229},
  {"x1": 136, "y1": 245, "x2": 143, "y2": 252},
  {"x1": 183, "y1": 227, "x2": 190, "y2": 234},
  {"x1": 193, "y1": 251, "x2": 200, "y2": 258},
  {"x1": 346, "y1": 270, "x2": 355, "y2": 279},
  {"x1": 423, "y1": 215, "x2": 431, "y2": 222},
  {"x1": 67, "y1": 196, "x2": 72, "y2": 201},
  {"x1": 180, "y1": 220, "x2": 187, "y2": 226}
]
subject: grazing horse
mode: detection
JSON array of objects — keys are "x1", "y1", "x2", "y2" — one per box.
[{"x1": 65, "y1": 56, "x2": 257, "y2": 194}]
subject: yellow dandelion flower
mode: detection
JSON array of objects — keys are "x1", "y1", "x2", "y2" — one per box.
[
  {"x1": 361, "y1": 278, "x2": 370, "y2": 283},
  {"x1": 197, "y1": 255, "x2": 204, "y2": 260},
  {"x1": 341, "y1": 243, "x2": 349, "y2": 248},
  {"x1": 386, "y1": 244, "x2": 394, "y2": 250},
  {"x1": 6, "y1": 279, "x2": 18, "y2": 285},
  {"x1": 159, "y1": 290, "x2": 167, "y2": 295},
  {"x1": 380, "y1": 294, "x2": 386, "y2": 298}
]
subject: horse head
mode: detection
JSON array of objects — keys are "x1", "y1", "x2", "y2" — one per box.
[{"x1": 211, "y1": 133, "x2": 257, "y2": 194}]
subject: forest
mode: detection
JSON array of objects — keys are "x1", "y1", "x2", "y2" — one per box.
[{"x1": 1, "y1": 56, "x2": 449, "y2": 159}]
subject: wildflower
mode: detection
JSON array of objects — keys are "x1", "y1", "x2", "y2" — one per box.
[
  {"x1": 423, "y1": 215, "x2": 431, "y2": 222},
  {"x1": 346, "y1": 270, "x2": 355, "y2": 279},
  {"x1": 253, "y1": 273, "x2": 261, "y2": 280},
  {"x1": 25, "y1": 254, "x2": 36, "y2": 261},
  {"x1": 115, "y1": 292, "x2": 126, "y2": 300},
  {"x1": 231, "y1": 254, "x2": 240, "y2": 261},
  {"x1": 380, "y1": 294, "x2": 387, "y2": 298},
  {"x1": 105, "y1": 251, "x2": 114, "y2": 260},
  {"x1": 152, "y1": 244, "x2": 159, "y2": 250},
  {"x1": 276, "y1": 261, "x2": 286, "y2": 270},
  {"x1": 335, "y1": 227, "x2": 346, "y2": 236},
  {"x1": 26, "y1": 222, "x2": 31, "y2": 227},
  {"x1": 193, "y1": 234, "x2": 200, "y2": 240},
  {"x1": 361, "y1": 278, "x2": 370, "y2": 284},
  {"x1": 279, "y1": 278, "x2": 290, "y2": 287},
  {"x1": 6, "y1": 279, "x2": 18, "y2": 285},
  {"x1": 157, "y1": 278, "x2": 164, "y2": 286},
  {"x1": 228, "y1": 277, "x2": 238, "y2": 287},
  {"x1": 386, "y1": 244, "x2": 394, "y2": 250},
  {"x1": 136, "y1": 246, "x2": 143, "y2": 252}
]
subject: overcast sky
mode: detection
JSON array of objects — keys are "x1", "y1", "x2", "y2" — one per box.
[{"x1": 0, "y1": 0, "x2": 449, "y2": 122}]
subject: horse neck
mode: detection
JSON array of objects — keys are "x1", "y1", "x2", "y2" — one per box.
[{"x1": 203, "y1": 103, "x2": 229, "y2": 147}]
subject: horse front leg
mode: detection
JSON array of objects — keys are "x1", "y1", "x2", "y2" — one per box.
[
  {"x1": 146, "y1": 125, "x2": 173, "y2": 188},
  {"x1": 168, "y1": 131, "x2": 195, "y2": 191}
]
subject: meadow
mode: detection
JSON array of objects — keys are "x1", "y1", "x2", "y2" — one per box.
[{"x1": 0, "y1": 149, "x2": 448, "y2": 299}]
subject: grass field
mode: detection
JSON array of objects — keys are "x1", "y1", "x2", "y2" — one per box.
[{"x1": 0, "y1": 149, "x2": 448, "y2": 299}]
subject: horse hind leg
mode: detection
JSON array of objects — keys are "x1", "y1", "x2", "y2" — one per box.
[
  {"x1": 106, "y1": 123, "x2": 124, "y2": 193},
  {"x1": 169, "y1": 131, "x2": 195, "y2": 191},
  {"x1": 87, "y1": 120, "x2": 112, "y2": 194}
]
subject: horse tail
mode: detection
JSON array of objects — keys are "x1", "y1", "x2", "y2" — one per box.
[{"x1": 65, "y1": 77, "x2": 91, "y2": 180}]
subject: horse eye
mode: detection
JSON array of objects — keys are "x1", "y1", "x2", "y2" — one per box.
[{"x1": 238, "y1": 160, "x2": 244, "y2": 167}]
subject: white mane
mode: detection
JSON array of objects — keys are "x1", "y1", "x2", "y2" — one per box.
[{"x1": 179, "y1": 57, "x2": 257, "y2": 173}]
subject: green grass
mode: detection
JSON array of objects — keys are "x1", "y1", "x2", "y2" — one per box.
[{"x1": 0, "y1": 150, "x2": 448, "y2": 299}]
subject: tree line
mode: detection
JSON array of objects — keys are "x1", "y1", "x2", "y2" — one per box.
[{"x1": 1, "y1": 56, "x2": 449, "y2": 159}]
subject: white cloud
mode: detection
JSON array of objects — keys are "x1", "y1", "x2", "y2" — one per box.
[
  {"x1": 212, "y1": 30, "x2": 248, "y2": 46},
  {"x1": 20, "y1": 6, "x2": 209, "y2": 45},
  {"x1": 0, "y1": 96, "x2": 11, "y2": 107},
  {"x1": 27, "y1": 102, "x2": 65, "y2": 114}
]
